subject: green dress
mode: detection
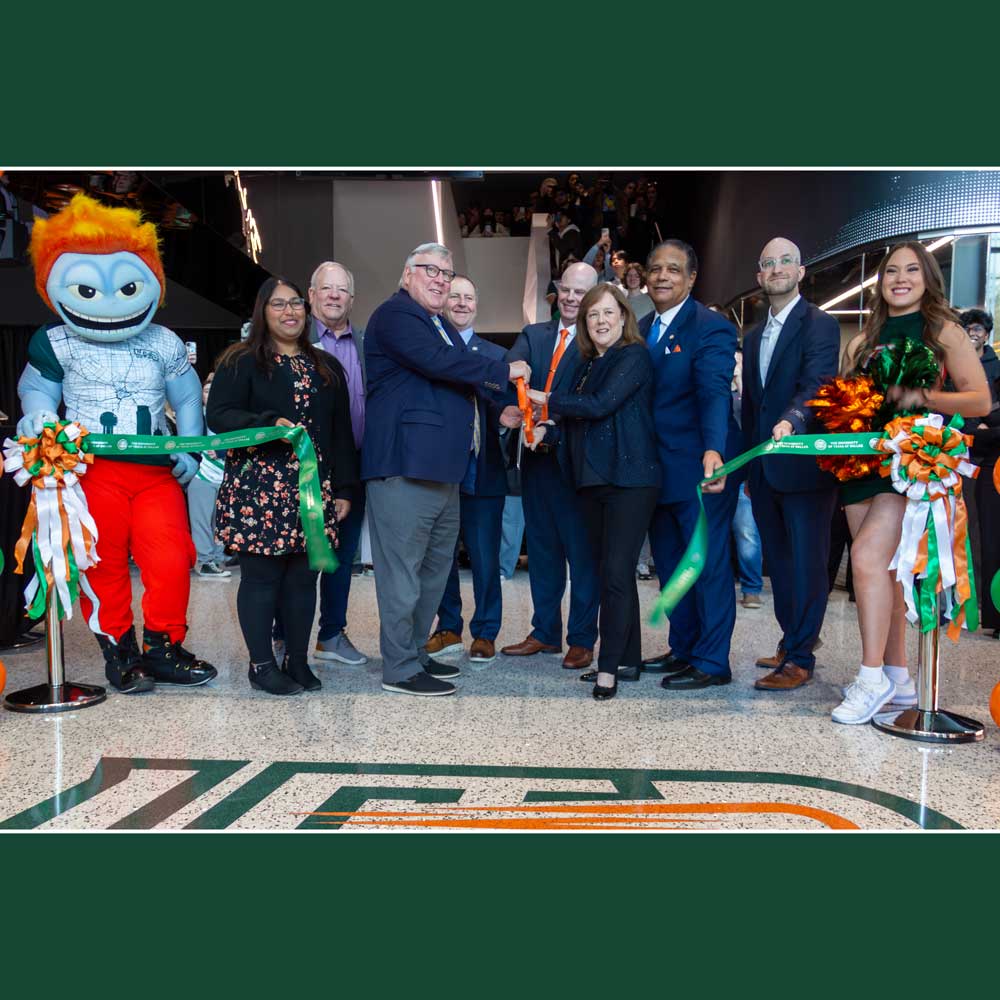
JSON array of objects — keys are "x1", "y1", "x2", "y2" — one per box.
[{"x1": 840, "y1": 311, "x2": 928, "y2": 507}]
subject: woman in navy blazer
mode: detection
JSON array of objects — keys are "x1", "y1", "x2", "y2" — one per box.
[{"x1": 528, "y1": 285, "x2": 660, "y2": 699}]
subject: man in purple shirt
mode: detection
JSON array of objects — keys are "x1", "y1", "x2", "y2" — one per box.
[{"x1": 275, "y1": 260, "x2": 368, "y2": 666}]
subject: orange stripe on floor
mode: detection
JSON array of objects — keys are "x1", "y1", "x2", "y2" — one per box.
[{"x1": 296, "y1": 801, "x2": 858, "y2": 830}]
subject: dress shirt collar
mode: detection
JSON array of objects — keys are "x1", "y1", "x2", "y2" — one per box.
[
  {"x1": 765, "y1": 294, "x2": 801, "y2": 332},
  {"x1": 654, "y1": 296, "x2": 689, "y2": 331},
  {"x1": 459, "y1": 326, "x2": 475, "y2": 345},
  {"x1": 317, "y1": 319, "x2": 353, "y2": 341}
]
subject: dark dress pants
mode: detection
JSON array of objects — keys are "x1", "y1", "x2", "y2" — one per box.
[
  {"x1": 649, "y1": 475, "x2": 740, "y2": 677},
  {"x1": 579, "y1": 485, "x2": 660, "y2": 672},
  {"x1": 521, "y1": 452, "x2": 599, "y2": 649},
  {"x1": 436, "y1": 493, "x2": 504, "y2": 641},
  {"x1": 750, "y1": 476, "x2": 838, "y2": 670}
]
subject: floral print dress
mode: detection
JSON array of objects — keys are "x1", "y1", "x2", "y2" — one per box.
[{"x1": 216, "y1": 354, "x2": 337, "y2": 555}]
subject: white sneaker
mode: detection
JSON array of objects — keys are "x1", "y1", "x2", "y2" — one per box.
[
  {"x1": 886, "y1": 675, "x2": 917, "y2": 708},
  {"x1": 840, "y1": 674, "x2": 918, "y2": 708},
  {"x1": 832, "y1": 675, "x2": 896, "y2": 725}
]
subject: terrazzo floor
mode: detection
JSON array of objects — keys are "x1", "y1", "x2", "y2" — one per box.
[{"x1": 2, "y1": 568, "x2": 999, "y2": 832}]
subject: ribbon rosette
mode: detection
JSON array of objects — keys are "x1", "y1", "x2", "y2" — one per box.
[
  {"x1": 3, "y1": 421, "x2": 100, "y2": 620},
  {"x1": 874, "y1": 413, "x2": 979, "y2": 638}
]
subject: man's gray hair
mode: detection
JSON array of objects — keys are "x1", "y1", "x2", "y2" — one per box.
[
  {"x1": 310, "y1": 261, "x2": 355, "y2": 296},
  {"x1": 399, "y1": 242, "x2": 452, "y2": 288}
]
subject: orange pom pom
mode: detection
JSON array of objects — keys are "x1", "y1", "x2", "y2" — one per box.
[
  {"x1": 991, "y1": 681, "x2": 1000, "y2": 728},
  {"x1": 807, "y1": 376, "x2": 885, "y2": 482},
  {"x1": 0, "y1": 659, "x2": 5, "y2": 696}
]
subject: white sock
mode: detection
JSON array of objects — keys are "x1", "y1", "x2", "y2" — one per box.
[
  {"x1": 883, "y1": 665, "x2": 910, "y2": 685},
  {"x1": 858, "y1": 665, "x2": 884, "y2": 686}
]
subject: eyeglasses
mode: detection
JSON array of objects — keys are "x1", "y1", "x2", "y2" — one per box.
[
  {"x1": 412, "y1": 263, "x2": 456, "y2": 282},
  {"x1": 268, "y1": 297, "x2": 306, "y2": 311},
  {"x1": 759, "y1": 255, "x2": 800, "y2": 271}
]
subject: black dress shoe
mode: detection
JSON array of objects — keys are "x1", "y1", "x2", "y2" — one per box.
[
  {"x1": 660, "y1": 666, "x2": 732, "y2": 690},
  {"x1": 580, "y1": 666, "x2": 641, "y2": 683},
  {"x1": 592, "y1": 678, "x2": 617, "y2": 700},
  {"x1": 641, "y1": 652, "x2": 691, "y2": 674}
]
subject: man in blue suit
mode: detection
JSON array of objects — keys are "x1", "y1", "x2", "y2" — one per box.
[
  {"x1": 742, "y1": 237, "x2": 840, "y2": 691},
  {"x1": 501, "y1": 261, "x2": 600, "y2": 669},
  {"x1": 639, "y1": 240, "x2": 742, "y2": 690},
  {"x1": 363, "y1": 243, "x2": 530, "y2": 697},
  {"x1": 426, "y1": 275, "x2": 511, "y2": 664}
]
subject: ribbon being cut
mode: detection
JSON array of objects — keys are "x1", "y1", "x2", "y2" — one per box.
[
  {"x1": 650, "y1": 420, "x2": 984, "y2": 643},
  {"x1": 3, "y1": 420, "x2": 338, "y2": 622}
]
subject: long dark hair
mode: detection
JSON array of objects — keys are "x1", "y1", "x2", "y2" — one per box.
[
  {"x1": 219, "y1": 276, "x2": 338, "y2": 385},
  {"x1": 846, "y1": 242, "x2": 958, "y2": 373}
]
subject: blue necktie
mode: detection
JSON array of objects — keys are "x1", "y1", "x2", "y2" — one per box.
[{"x1": 647, "y1": 316, "x2": 662, "y2": 346}]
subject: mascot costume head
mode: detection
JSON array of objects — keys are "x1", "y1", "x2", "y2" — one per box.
[
  {"x1": 31, "y1": 194, "x2": 166, "y2": 341},
  {"x1": 17, "y1": 192, "x2": 216, "y2": 694}
]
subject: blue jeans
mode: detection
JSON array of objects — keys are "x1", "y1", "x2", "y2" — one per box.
[
  {"x1": 499, "y1": 496, "x2": 524, "y2": 578},
  {"x1": 273, "y1": 487, "x2": 366, "y2": 642},
  {"x1": 732, "y1": 484, "x2": 762, "y2": 596}
]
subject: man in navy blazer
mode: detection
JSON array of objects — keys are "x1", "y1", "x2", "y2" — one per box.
[
  {"x1": 640, "y1": 240, "x2": 743, "y2": 690},
  {"x1": 500, "y1": 261, "x2": 600, "y2": 669},
  {"x1": 427, "y1": 275, "x2": 512, "y2": 664},
  {"x1": 741, "y1": 237, "x2": 840, "y2": 691},
  {"x1": 363, "y1": 243, "x2": 530, "y2": 697}
]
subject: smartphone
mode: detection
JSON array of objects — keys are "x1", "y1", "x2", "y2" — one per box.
[
  {"x1": 601, "y1": 227, "x2": 610, "y2": 239},
  {"x1": 186, "y1": 341, "x2": 198, "y2": 364}
]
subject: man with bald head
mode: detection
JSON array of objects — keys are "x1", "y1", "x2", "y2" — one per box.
[
  {"x1": 742, "y1": 237, "x2": 840, "y2": 691},
  {"x1": 501, "y1": 261, "x2": 601, "y2": 668}
]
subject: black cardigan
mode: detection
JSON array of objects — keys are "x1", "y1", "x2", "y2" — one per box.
[
  {"x1": 546, "y1": 342, "x2": 660, "y2": 489},
  {"x1": 206, "y1": 348, "x2": 360, "y2": 502}
]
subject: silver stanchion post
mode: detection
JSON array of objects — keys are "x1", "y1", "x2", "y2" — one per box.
[
  {"x1": 872, "y1": 589, "x2": 984, "y2": 742},
  {"x1": 3, "y1": 589, "x2": 105, "y2": 714}
]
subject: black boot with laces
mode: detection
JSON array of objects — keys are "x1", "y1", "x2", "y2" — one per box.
[
  {"x1": 97, "y1": 627, "x2": 155, "y2": 694},
  {"x1": 142, "y1": 629, "x2": 218, "y2": 686}
]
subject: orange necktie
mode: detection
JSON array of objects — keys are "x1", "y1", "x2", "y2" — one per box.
[{"x1": 542, "y1": 328, "x2": 570, "y2": 421}]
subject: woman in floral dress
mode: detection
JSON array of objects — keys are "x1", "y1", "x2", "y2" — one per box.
[{"x1": 208, "y1": 277, "x2": 359, "y2": 695}]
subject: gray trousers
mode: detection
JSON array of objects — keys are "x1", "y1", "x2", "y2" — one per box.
[
  {"x1": 366, "y1": 476, "x2": 460, "y2": 682},
  {"x1": 186, "y1": 476, "x2": 226, "y2": 564}
]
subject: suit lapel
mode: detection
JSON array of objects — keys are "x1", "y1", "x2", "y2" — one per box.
[
  {"x1": 650, "y1": 297, "x2": 694, "y2": 362},
  {"x1": 746, "y1": 321, "x2": 764, "y2": 396}
]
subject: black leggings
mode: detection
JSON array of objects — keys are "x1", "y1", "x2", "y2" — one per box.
[{"x1": 237, "y1": 553, "x2": 318, "y2": 665}]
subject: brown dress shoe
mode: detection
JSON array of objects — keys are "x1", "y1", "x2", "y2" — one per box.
[
  {"x1": 756, "y1": 637, "x2": 823, "y2": 668},
  {"x1": 425, "y1": 629, "x2": 464, "y2": 656},
  {"x1": 562, "y1": 646, "x2": 594, "y2": 669},
  {"x1": 500, "y1": 635, "x2": 561, "y2": 656},
  {"x1": 755, "y1": 643, "x2": 785, "y2": 669},
  {"x1": 754, "y1": 662, "x2": 812, "y2": 691},
  {"x1": 469, "y1": 638, "x2": 496, "y2": 663}
]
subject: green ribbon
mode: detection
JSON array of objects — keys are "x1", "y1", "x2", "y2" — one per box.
[
  {"x1": 992, "y1": 570, "x2": 1000, "y2": 622},
  {"x1": 82, "y1": 426, "x2": 339, "y2": 574},
  {"x1": 649, "y1": 433, "x2": 880, "y2": 625}
]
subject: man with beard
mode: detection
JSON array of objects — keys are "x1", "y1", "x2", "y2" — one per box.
[{"x1": 741, "y1": 237, "x2": 840, "y2": 691}]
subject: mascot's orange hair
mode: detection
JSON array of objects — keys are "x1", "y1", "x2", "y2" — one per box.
[{"x1": 29, "y1": 193, "x2": 166, "y2": 311}]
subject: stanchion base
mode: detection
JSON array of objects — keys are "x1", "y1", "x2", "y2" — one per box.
[
  {"x1": 3, "y1": 682, "x2": 106, "y2": 714},
  {"x1": 871, "y1": 708, "x2": 984, "y2": 743}
]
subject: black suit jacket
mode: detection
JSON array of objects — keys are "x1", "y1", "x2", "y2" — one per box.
[{"x1": 741, "y1": 296, "x2": 840, "y2": 493}]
